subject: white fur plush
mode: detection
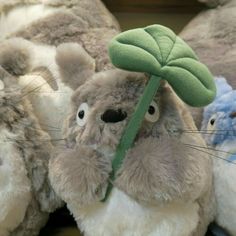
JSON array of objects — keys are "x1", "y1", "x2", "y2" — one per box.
[
  {"x1": 0, "y1": 4, "x2": 58, "y2": 40},
  {"x1": 202, "y1": 77, "x2": 236, "y2": 235},
  {"x1": 19, "y1": 73, "x2": 73, "y2": 141},
  {"x1": 0, "y1": 37, "x2": 74, "y2": 141},
  {"x1": 0, "y1": 129, "x2": 31, "y2": 236},
  {"x1": 69, "y1": 188, "x2": 199, "y2": 236}
]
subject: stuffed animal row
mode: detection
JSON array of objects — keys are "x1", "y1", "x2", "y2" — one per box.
[{"x1": 0, "y1": 0, "x2": 232, "y2": 235}]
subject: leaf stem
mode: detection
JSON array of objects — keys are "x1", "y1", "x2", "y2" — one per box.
[{"x1": 102, "y1": 75, "x2": 162, "y2": 202}]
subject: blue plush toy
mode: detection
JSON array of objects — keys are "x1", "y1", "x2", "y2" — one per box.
[{"x1": 202, "y1": 76, "x2": 236, "y2": 235}]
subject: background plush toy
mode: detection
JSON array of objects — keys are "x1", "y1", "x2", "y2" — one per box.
[
  {"x1": 202, "y1": 77, "x2": 236, "y2": 236},
  {"x1": 0, "y1": 67, "x2": 61, "y2": 236},
  {"x1": 179, "y1": 0, "x2": 236, "y2": 127},
  {"x1": 0, "y1": 38, "x2": 73, "y2": 143},
  {"x1": 0, "y1": 0, "x2": 120, "y2": 143},
  {"x1": 0, "y1": 1, "x2": 121, "y2": 235},
  {"x1": 49, "y1": 25, "x2": 216, "y2": 236}
]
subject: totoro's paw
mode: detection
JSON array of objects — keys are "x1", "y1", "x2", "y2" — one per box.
[{"x1": 49, "y1": 146, "x2": 111, "y2": 207}]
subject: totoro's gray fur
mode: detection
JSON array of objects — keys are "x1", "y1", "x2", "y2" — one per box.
[
  {"x1": 49, "y1": 44, "x2": 215, "y2": 236},
  {"x1": 0, "y1": 67, "x2": 62, "y2": 236}
]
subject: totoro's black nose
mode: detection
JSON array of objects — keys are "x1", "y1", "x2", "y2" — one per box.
[{"x1": 101, "y1": 109, "x2": 127, "y2": 123}]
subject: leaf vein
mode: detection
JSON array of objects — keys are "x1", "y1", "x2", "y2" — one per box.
[
  {"x1": 117, "y1": 39, "x2": 161, "y2": 68},
  {"x1": 144, "y1": 28, "x2": 163, "y2": 64}
]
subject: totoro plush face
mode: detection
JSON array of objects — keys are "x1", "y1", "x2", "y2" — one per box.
[
  {"x1": 64, "y1": 70, "x2": 162, "y2": 156},
  {"x1": 56, "y1": 43, "x2": 192, "y2": 157},
  {"x1": 202, "y1": 77, "x2": 236, "y2": 146}
]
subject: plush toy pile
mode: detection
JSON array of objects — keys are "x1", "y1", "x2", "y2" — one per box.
[{"x1": 0, "y1": 0, "x2": 234, "y2": 236}]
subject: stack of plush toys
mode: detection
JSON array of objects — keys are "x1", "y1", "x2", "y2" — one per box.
[{"x1": 0, "y1": 1, "x2": 235, "y2": 236}]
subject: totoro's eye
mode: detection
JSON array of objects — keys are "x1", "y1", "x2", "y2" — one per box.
[
  {"x1": 207, "y1": 114, "x2": 217, "y2": 131},
  {"x1": 210, "y1": 118, "x2": 215, "y2": 125},
  {"x1": 0, "y1": 80, "x2": 4, "y2": 90},
  {"x1": 76, "y1": 103, "x2": 90, "y2": 126},
  {"x1": 145, "y1": 101, "x2": 159, "y2": 123}
]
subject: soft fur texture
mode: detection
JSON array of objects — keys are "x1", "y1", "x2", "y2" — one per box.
[
  {"x1": 0, "y1": 0, "x2": 120, "y2": 142},
  {"x1": 179, "y1": 0, "x2": 236, "y2": 128},
  {"x1": 0, "y1": 1, "x2": 217, "y2": 235},
  {"x1": 0, "y1": 38, "x2": 73, "y2": 141},
  {"x1": 0, "y1": 128, "x2": 31, "y2": 236},
  {"x1": 202, "y1": 77, "x2": 236, "y2": 235},
  {"x1": 0, "y1": 0, "x2": 120, "y2": 70},
  {"x1": 0, "y1": 68, "x2": 62, "y2": 236},
  {"x1": 0, "y1": 0, "x2": 119, "y2": 236},
  {"x1": 49, "y1": 44, "x2": 215, "y2": 236},
  {"x1": 0, "y1": 1, "x2": 120, "y2": 235}
]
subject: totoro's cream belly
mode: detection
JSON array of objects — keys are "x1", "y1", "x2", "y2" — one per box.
[{"x1": 78, "y1": 188, "x2": 199, "y2": 236}]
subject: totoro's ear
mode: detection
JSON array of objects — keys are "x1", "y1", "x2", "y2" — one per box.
[
  {"x1": 56, "y1": 43, "x2": 95, "y2": 90},
  {"x1": 215, "y1": 76, "x2": 232, "y2": 99},
  {"x1": 0, "y1": 38, "x2": 31, "y2": 76},
  {"x1": 0, "y1": 65, "x2": 11, "y2": 79},
  {"x1": 0, "y1": 65, "x2": 16, "y2": 88}
]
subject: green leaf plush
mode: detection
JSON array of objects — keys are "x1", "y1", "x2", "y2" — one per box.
[
  {"x1": 103, "y1": 24, "x2": 216, "y2": 201},
  {"x1": 109, "y1": 24, "x2": 216, "y2": 107}
]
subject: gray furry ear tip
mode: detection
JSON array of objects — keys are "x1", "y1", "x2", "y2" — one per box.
[
  {"x1": 56, "y1": 43, "x2": 95, "y2": 90},
  {"x1": 56, "y1": 43, "x2": 95, "y2": 70},
  {"x1": 0, "y1": 65, "x2": 11, "y2": 78},
  {"x1": 0, "y1": 38, "x2": 31, "y2": 76}
]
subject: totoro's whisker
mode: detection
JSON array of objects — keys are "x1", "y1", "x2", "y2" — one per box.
[
  {"x1": 181, "y1": 128, "x2": 236, "y2": 133},
  {"x1": 180, "y1": 129, "x2": 236, "y2": 137},
  {"x1": 16, "y1": 119, "x2": 62, "y2": 131},
  {"x1": 19, "y1": 124, "x2": 61, "y2": 133},
  {"x1": 19, "y1": 73, "x2": 60, "y2": 100},
  {"x1": 2, "y1": 100, "x2": 62, "y2": 131},
  {"x1": 2, "y1": 137, "x2": 66, "y2": 143},
  {"x1": 22, "y1": 91, "x2": 71, "y2": 94},
  {"x1": 183, "y1": 142, "x2": 235, "y2": 155},
  {"x1": 200, "y1": 129, "x2": 236, "y2": 132},
  {"x1": 19, "y1": 61, "x2": 58, "y2": 93},
  {"x1": 39, "y1": 124, "x2": 62, "y2": 131},
  {"x1": 184, "y1": 144, "x2": 236, "y2": 165}
]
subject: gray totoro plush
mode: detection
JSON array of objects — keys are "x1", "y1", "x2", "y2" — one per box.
[
  {"x1": 0, "y1": 67, "x2": 61, "y2": 236},
  {"x1": 49, "y1": 43, "x2": 216, "y2": 236}
]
